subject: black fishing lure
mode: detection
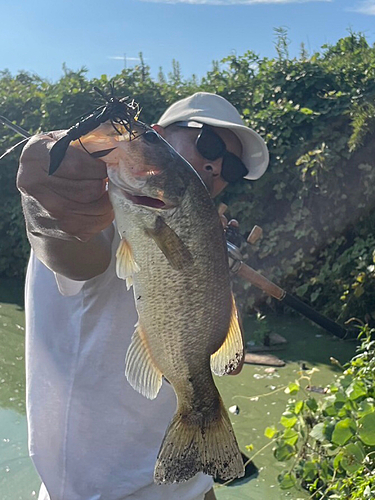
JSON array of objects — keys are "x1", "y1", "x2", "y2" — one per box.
[{"x1": 49, "y1": 85, "x2": 146, "y2": 175}]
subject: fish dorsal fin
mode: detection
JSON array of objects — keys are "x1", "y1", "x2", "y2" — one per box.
[
  {"x1": 145, "y1": 216, "x2": 193, "y2": 271},
  {"x1": 210, "y1": 294, "x2": 244, "y2": 376},
  {"x1": 116, "y1": 238, "x2": 140, "y2": 288},
  {"x1": 125, "y1": 323, "x2": 163, "y2": 400}
]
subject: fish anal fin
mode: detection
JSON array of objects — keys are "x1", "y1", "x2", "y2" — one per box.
[
  {"x1": 125, "y1": 323, "x2": 163, "y2": 400},
  {"x1": 115, "y1": 238, "x2": 140, "y2": 280},
  {"x1": 154, "y1": 397, "x2": 244, "y2": 484},
  {"x1": 210, "y1": 294, "x2": 244, "y2": 376},
  {"x1": 145, "y1": 216, "x2": 193, "y2": 271}
]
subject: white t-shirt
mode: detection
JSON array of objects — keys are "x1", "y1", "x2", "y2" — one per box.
[{"x1": 25, "y1": 231, "x2": 213, "y2": 500}]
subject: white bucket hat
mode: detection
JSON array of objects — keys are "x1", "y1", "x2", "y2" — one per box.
[{"x1": 157, "y1": 92, "x2": 269, "y2": 180}]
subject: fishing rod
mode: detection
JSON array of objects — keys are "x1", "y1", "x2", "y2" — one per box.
[
  {"x1": 220, "y1": 204, "x2": 348, "y2": 339},
  {"x1": 228, "y1": 241, "x2": 347, "y2": 339},
  {"x1": 0, "y1": 115, "x2": 31, "y2": 161},
  {"x1": 0, "y1": 115, "x2": 31, "y2": 138}
]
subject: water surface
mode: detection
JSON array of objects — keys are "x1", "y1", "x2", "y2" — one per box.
[
  {"x1": 0, "y1": 280, "x2": 356, "y2": 499},
  {"x1": 215, "y1": 314, "x2": 356, "y2": 499},
  {"x1": 0, "y1": 279, "x2": 40, "y2": 499}
]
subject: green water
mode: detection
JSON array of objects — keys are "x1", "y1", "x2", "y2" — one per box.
[
  {"x1": 214, "y1": 314, "x2": 356, "y2": 500},
  {"x1": 0, "y1": 279, "x2": 356, "y2": 499},
  {"x1": 0, "y1": 280, "x2": 40, "y2": 499}
]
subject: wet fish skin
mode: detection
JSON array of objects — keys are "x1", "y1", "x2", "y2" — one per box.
[{"x1": 74, "y1": 122, "x2": 245, "y2": 484}]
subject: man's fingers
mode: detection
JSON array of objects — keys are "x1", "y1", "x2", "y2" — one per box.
[
  {"x1": 220, "y1": 214, "x2": 228, "y2": 228},
  {"x1": 59, "y1": 211, "x2": 115, "y2": 242},
  {"x1": 38, "y1": 177, "x2": 109, "y2": 205},
  {"x1": 24, "y1": 189, "x2": 112, "y2": 218},
  {"x1": 23, "y1": 193, "x2": 114, "y2": 242},
  {"x1": 20, "y1": 134, "x2": 108, "y2": 181},
  {"x1": 18, "y1": 132, "x2": 115, "y2": 245},
  {"x1": 46, "y1": 143, "x2": 108, "y2": 180},
  {"x1": 227, "y1": 219, "x2": 239, "y2": 228}
]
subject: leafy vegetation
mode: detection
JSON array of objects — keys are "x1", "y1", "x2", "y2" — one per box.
[
  {"x1": 265, "y1": 324, "x2": 375, "y2": 499},
  {"x1": 1, "y1": 32, "x2": 375, "y2": 326},
  {"x1": 2, "y1": 31, "x2": 375, "y2": 497}
]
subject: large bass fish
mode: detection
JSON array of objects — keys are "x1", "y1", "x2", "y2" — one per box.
[{"x1": 67, "y1": 114, "x2": 245, "y2": 484}]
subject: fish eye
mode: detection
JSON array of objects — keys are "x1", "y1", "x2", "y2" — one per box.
[{"x1": 143, "y1": 130, "x2": 160, "y2": 144}]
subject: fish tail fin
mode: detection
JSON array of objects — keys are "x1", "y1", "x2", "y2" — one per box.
[{"x1": 154, "y1": 397, "x2": 244, "y2": 484}]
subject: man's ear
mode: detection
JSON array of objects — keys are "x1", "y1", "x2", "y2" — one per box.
[{"x1": 152, "y1": 124, "x2": 165, "y2": 137}]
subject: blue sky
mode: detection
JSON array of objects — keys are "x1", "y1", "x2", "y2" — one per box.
[{"x1": 0, "y1": 0, "x2": 374, "y2": 82}]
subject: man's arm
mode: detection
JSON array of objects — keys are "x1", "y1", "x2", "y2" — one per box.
[{"x1": 17, "y1": 133, "x2": 115, "y2": 280}]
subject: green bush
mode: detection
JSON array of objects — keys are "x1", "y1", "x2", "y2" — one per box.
[
  {"x1": 265, "y1": 324, "x2": 375, "y2": 499},
  {"x1": 206, "y1": 32, "x2": 375, "y2": 323}
]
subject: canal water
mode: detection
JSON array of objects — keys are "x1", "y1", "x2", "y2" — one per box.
[{"x1": 0, "y1": 279, "x2": 357, "y2": 499}]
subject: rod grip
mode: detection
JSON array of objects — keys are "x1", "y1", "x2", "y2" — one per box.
[
  {"x1": 237, "y1": 263, "x2": 285, "y2": 300},
  {"x1": 236, "y1": 262, "x2": 347, "y2": 339}
]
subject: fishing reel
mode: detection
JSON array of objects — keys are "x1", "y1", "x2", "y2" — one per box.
[
  {"x1": 225, "y1": 224, "x2": 263, "y2": 275},
  {"x1": 226, "y1": 240, "x2": 243, "y2": 274}
]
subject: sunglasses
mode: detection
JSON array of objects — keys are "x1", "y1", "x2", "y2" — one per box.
[{"x1": 194, "y1": 125, "x2": 248, "y2": 183}]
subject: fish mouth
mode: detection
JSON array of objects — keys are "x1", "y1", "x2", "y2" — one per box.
[
  {"x1": 108, "y1": 178, "x2": 172, "y2": 209},
  {"x1": 123, "y1": 191, "x2": 166, "y2": 209}
]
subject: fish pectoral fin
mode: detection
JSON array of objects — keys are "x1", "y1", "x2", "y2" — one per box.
[
  {"x1": 125, "y1": 276, "x2": 133, "y2": 291},
  {"x1": 115, "y1": 238, "x2": 140, "y2": 286},
  {"x1": 210, "y1": 294, "x2": 244, "y2": 376},
  {"x1": 125, "y1": 323, "x2": 163, "y2": 400},
  {"x1": 145, "y1": 216, "x2": 193, "y2": 271}
]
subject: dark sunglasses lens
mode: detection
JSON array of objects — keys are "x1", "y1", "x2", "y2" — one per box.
[
  {"x1": 196, "y1": 127, "x2": 226, "y2": 161},
  {"x1": 222, "y1": 152, "x2": 248, "y2": 183}
]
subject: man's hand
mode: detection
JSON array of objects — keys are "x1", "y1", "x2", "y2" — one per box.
[
  {"x1": 18, "y1": 132, "x2": 114, "y2": 242},
  {"x1": 17, "y1": 133, "x2": 115, "y2": 279}
]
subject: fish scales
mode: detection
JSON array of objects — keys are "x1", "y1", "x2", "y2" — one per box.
[{"x1": 73, "y1": 120, "x2": 245, "y2": 484}]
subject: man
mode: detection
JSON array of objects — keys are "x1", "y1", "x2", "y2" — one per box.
[{"x1": 17, "y1": 92, "x2": 269, "y2": 500}]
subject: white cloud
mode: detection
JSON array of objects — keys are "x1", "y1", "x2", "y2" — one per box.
[
  {"x1": 351, "y1": 1, "x2": 375, "y2": 14},
  {"x1": 108, "y1": 56, "x2": 143, "y2": 61},
  {"x1": 139, "y1": 0, "x2": 331, "y2": 4}
]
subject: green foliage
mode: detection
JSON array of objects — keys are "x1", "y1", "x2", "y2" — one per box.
[
  {"x1": 1, "y1": 32, "x2": 375, "y2": 327},
  {"x1": 295, "y1": 232, "x2": 375, "y2": 322},
  {"x1": 266, "y1": 324, "x2": 375, "y2": 499},
  {"x1": 248, "y1": 312, "x2": 271, "y2": 345},
  {"x1": 205, "y1": 31, "x2": 375, "y2": 323},
  {"x1": 0, "y1": 70, "x2": 45, "y2": 278}
]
